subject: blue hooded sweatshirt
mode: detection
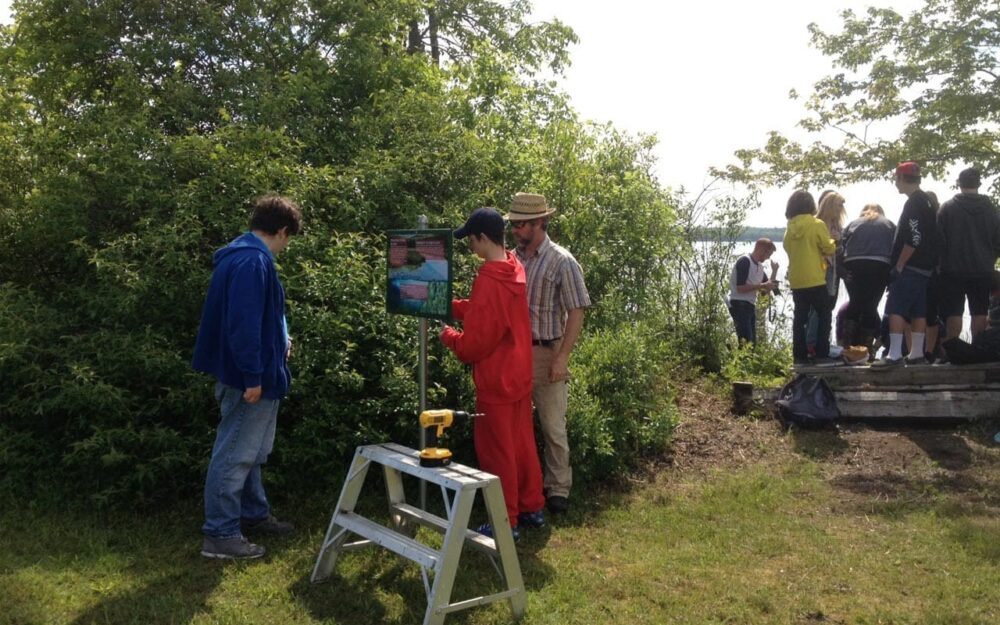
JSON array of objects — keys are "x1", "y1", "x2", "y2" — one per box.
[{"x1": 192, "y1": 232, "x2": 291, "y2": 400}]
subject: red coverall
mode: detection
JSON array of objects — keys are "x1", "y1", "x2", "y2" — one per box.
[{"x1": 440, "y1": 251, "x2": 545, "y2": 527}]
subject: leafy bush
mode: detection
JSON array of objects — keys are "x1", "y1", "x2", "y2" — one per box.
[
  {"x1": 721, "y1": 340, "x2": 793, "y2": 390},
  {"x1": 0, "y1": 0, "x2": 755, "y2": 508},
  {"x1": 567, "y1": 323, "x2": 678, "y2": 484}
]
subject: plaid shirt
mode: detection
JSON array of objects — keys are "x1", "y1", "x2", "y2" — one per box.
[{"x1": 515, "y1": 235, "x2": 591, "y2": 341}]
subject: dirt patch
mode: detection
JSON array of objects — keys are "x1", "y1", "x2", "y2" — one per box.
[
  {"x1": 664, "y1": 378, "x2": 1000, "y2": 512},
  {"x1": 666, "y1": 380, "x2": 792, "y2": 473}
]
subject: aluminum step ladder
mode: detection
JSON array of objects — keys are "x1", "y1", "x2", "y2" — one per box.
[{"x1": 311, "y1": 443, "x2": 526, "y2": 625}]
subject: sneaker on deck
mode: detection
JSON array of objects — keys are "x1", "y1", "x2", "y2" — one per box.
[
  {"x1": 201, "y1": 535, "x2": 265, "y2": 560},
  {"x1": 241, "y1": 515, "x2": 295, "y2": 536},
  {"x1": 871, "y1": 357, "x2": 903, "y2": 368},
  {"x1": 904, "y1": 355, "x2": 930, "y2": 366}
]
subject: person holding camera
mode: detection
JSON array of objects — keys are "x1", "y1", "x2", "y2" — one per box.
[{"x1": 727, "y1": 238, "x2": 779, "y2": 345}]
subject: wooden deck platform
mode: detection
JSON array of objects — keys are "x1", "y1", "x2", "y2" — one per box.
[{"x1": 792, "y1": 361, "x2": 1000, "y2": 419}]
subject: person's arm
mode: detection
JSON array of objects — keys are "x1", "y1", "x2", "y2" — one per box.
[
  {"x1": 226, "y1": 257, "x2": 267, "y2": 403},
  {"x1": 733, "y1": 256, "x2": 758, "y2": 293},
  {"x1": 439, "y1": 281, "x2": 506, "y2": 364},
  {"x1": 451, "y1": 298, "x2": 470, "y2": 321},
  {"x1": 895, "y1": 245, "x2": 916, "y2": 272},
  {"x1": 550, "y1": 255, "x2": 591, "y2": 382},
  {"x1": 549, "y1": 307, "x2": 584, "y2": 382},
  {"x1": 816, "y1": 223, "x2": 836, "y2": 256},
  {"x1": 936, "y1": 206, "x2": 948, "y2": 269},
  {"x1": 897, "y1": 201, "x2": 931, "y2": 272}
]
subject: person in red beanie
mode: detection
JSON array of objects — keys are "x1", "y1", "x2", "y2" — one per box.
[{"x1": 439, "y1": 207, "x2": 545, "y2": 540}]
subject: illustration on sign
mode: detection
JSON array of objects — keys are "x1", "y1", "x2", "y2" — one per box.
[{"x1": 385, "y1": 229, "x2": 453, "y2": 320}]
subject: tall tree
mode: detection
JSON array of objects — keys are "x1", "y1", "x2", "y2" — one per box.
[
  {"x1": 0, "y1": 0, "x2": 689, "y2": 507},
  {"x1": 715, "y1": 0, "x2": 1000, "y2": 191}
]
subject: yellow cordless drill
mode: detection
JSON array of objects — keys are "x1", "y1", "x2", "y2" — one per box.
[{"x1": 419, "y1": 409, "x2": 483, "y2": 467}]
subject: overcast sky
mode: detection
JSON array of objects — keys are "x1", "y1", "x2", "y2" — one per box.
[
  {"x1": 2, "y1": 0, "x2": 962, "y2": 226},
  {"x1": 527, "y1": 0, "x2": 941, "y2": 226}
]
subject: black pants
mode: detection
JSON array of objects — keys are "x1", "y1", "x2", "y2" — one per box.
[
  {"x1": 728, "y1": 300, "x2": 756, "y2": 344},
  {"x1": 793, "y1": 285, "x2": 832, "y2": 360},
  {"x1": 844, "y1": 260, "x2": 889, "y2": 334},
  {"x1": 942, "y1": 328, "x2": 1000, "y2": 364}
]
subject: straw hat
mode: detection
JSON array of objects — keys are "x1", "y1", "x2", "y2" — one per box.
[{"x1": 506, "y1": 192, "x2": 557, "y2": 221}]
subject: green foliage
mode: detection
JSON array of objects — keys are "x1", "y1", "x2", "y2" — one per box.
[
  {"x1": 666, "y1": 189, "x2": 760, "y2": 372},
  {"x1": 567, "y1": 323, "x2": 678, "y2": 484},
  {"x1": 0, "y1": 0, "x2": 746, "y2": 508},
  {"x1": 722, "y1": 339, "x2": 793, "y2": 391},
  {"x1": 715, "y1": 0, "x2": 1000, "y2": 193}
]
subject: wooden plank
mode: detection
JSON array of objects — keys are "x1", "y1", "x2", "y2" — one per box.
[
  {"x1": 837, "y1": 400, "x2": 996, "y2": 419},
  {"x1": 835, "y1": 384, "x2": 1000, "y2": 392},
  {"x1": 795, "y1": 362, "x2": 1000, "y2": 389},
  {"x1": 835, "y1": 389, "x2": 1000, "y2": 419}
]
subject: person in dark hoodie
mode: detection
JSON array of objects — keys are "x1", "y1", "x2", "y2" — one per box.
[
  {"x1": 873, "y1": 161, "x2": 939, "y2": 367},
  {"x1": 936, "y1": 167, "x2": 1000, "y2": 349},
  {"x1": 942, "y1": 271, "x2": 1000, "y2": 365},
  {"x1": 840, "y1": 203, "x2": 895, "y2": 355},
  {"x1": 440, "y1": 207, "x2": 545, "y2": 540},
  {"x1": 192, "y1": 195, "x2": 302, "y2": 559}
]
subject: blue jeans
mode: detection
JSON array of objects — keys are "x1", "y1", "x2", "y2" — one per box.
[
  {"x1": 203, "y1": 382, "x2": 279, "y2": 538},
  {"x1": 728, "y1": 300, "x2": 756, "y2": 344}
]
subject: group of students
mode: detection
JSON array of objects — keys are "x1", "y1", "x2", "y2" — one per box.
[
  {"x1": 191, "y1": 192, "x2": 591, "y2": 559},
  {"x1": 781, "y1": 162, "x2": 1000, "y2": 367}
]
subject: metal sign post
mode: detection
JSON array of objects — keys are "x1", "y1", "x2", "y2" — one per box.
[
  {"x1": 386, "y1": 214, "x2": 450, "y2": 511},
  {"x1": 417, "y1": 214, "x2": 429, "y2": 510}
]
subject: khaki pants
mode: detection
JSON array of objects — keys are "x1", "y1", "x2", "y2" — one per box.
[{"x1": 532, "y1": 342, "x2": 571, "y2": 498}]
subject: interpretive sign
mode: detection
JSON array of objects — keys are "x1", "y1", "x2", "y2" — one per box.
[{"x1": 385, "y1": 229, "x2": 453, "y2": 320}]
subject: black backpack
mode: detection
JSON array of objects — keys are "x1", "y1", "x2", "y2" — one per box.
[{"x1": 775, "y1": 374, "x2": 839, "y2": 428}]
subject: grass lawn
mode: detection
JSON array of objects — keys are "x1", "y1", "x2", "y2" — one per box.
[{"x1": 4, "y1": 404, "x2": 1000, "y2": 624}]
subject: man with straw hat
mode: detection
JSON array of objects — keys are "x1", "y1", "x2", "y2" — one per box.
[{"x1": 507, "y1": 192, "x2": 591, "y2": 515}]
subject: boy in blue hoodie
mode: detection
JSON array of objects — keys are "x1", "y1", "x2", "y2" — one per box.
[{"x1": 192, "y1": 195, "x2": 302, "y2": 559}]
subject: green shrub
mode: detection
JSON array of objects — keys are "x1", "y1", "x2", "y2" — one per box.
[
  {"x1": 721, "y1": 340, "x2": 792, "y2": 390},
  {"x1": 0, "y1": 0, "x2": 743, "y2": 509},
  {"x1": 567, "y1": 323, "x2": 678, "y2": 484}
]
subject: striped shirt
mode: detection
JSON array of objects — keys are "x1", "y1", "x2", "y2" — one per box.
[{"x1": 515, "y1": 235, "x2": 591, "y2": 341}]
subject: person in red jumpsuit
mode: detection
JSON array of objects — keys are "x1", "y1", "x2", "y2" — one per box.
[{"x1": 440, "y1": 207, "x2": 546, "y2": 539}]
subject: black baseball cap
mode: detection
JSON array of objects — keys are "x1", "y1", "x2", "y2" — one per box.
[{"x1": 454, "y1": 207, "x2": 504, "y2": 240}]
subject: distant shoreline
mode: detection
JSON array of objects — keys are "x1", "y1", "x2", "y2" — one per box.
[{"x1": 692, "y1": 227, "x2": 785, "y2": 242}]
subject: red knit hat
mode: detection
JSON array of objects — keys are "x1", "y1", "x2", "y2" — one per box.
[{"x1": 895, "y1": 161, "x2": 920, "y2": 177}]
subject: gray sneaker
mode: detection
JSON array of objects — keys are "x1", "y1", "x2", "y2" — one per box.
[
  {"x1": 871, "y1": 357, "x2": 903, "y2": 368},
  {"x1": 242, "y1": 514, "x2": 295, "y2": 536},
  {"x1": 201, "y1": 535, "x2": 266, "y2": 560}
]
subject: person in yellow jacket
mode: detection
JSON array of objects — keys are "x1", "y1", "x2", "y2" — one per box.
[{"x1": 783, "y1": 190, "x2": 837, "y2": 364}]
